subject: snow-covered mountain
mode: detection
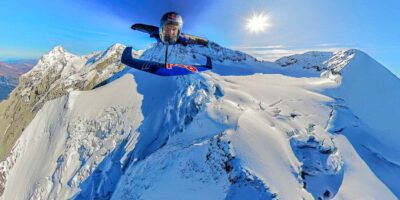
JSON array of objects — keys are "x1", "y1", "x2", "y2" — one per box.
[
  {"x1": 0, "y1": 43, "x2": 399, "y2": 200},
  {"x1": 0, "y1": 44, "x2": 137, "y2": 161}
]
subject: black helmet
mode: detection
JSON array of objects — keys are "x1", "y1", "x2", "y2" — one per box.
[{"x1": 159, "y1": 12, "x2": 183, "y2": 44}]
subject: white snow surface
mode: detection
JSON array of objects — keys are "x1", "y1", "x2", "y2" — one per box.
[{"x1": 0, "y1": 43, "x2": 399, "y2": 200}]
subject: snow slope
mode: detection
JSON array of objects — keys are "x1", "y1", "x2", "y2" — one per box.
[
  {"x1": 277, "y1": 50, "x2": 400, "y2": 197},
  {"x1": 0, "y1": 74, "x2": 143, "y2": 199},
  {"x1": 0, "y1": 43, "x2": 399, "y2": 200},
  {"x1": 0, "y1": 43, "x2": 142, "y2": 162}
]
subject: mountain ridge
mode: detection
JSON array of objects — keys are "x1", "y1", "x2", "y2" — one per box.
[{"x1": 0, "y1": 43, "x2": 398, "y2": 199}]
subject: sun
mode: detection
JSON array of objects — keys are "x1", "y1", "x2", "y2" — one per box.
[{"x1": 246, "y1": 12, "x2": 270, "y2": 33}]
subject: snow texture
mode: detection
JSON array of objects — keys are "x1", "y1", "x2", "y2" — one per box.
[{"x1": 0, "y1": 43, "x2": 399, "y2": 200}]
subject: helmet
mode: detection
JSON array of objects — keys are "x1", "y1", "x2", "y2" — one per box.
[{"x1": 159, "y1": 12, "x2": 183, "y2": 44}]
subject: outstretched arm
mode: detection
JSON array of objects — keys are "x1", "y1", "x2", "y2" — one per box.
[
  {"x1": 180, "y1": 33, "x2": 209, "y2": 46},
  {"x1": 186, "y1": 34, "x2": 209, "y2": 46},
  {"x1": 131, "y1": 23, "x2": 209, "y2": 46},
  {"x1": 131, "y1": 23, "x2": 159, "y2": 37}
]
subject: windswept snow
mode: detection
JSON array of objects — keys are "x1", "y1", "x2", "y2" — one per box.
[
  {"x1": 0, "y1": 75, "x2": 143, "y2": 200},
  {"x1": 0, "y1": 44, "x2": 399, "y2": 200}
]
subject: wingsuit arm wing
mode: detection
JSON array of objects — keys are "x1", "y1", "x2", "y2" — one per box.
[
  {"x1": 131, "y1": 23, "x2": 209, "y2": 46},
  {"x1": 131, "y1": 23, "x2": 159, "y2": 37},
  {"x1": 181, "y1": 33, "x2": 209, "y2": 46},
  {"x1": 121, "y1": 47, "x2": 212, "y2": 76}
]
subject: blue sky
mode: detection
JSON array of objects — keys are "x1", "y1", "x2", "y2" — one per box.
[{"x1": 0, "y1": 0, "x2": 399, "y2": 77}]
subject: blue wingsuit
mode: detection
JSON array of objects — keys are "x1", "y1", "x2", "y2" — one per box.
[{"x1": 121, "y1": 24, "x2": 211, "y2": 76}]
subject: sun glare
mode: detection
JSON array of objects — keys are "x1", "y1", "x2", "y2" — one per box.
[{"x1": 246, "y1": 12, "x2": 270, "y2": 33}]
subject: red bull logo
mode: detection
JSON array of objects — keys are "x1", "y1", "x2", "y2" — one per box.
[{"x1": 167, "y1": 63, "x2": 199, "y2": 72}]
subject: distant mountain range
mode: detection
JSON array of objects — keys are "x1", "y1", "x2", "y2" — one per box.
[
  {"x1": 0, "y1": 60, "x2": 36, "y2": 100},
  {"x1": 0, "y1": 60, "x2": 36, "y2": 76}
]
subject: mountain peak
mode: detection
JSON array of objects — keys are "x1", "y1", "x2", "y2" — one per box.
[
  {"x1": 49, "y1": 45, "x2": 67, "y2": 54},
  {"x1": 104, "y1": 43, "x2": 126, "y2": 55},
  {"x1": 28, "y1": 45, "x2": 77, "y2": 74},
  {"x1": 40, "y1": 45, "x2": 76, "y2": 60},
  {"x1": 109, "y1": 43, "x2": 125, "y2": 49}
]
